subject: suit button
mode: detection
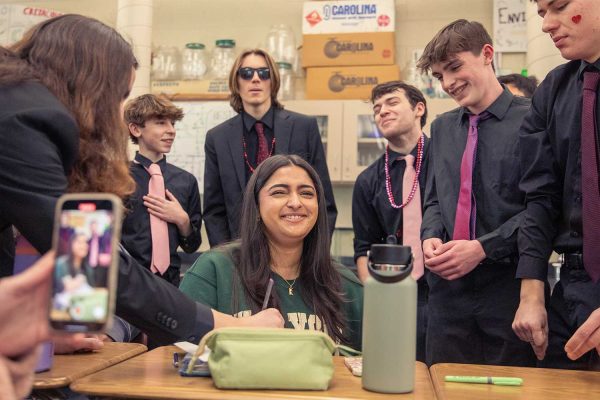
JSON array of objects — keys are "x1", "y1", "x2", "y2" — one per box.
[
  {"x1": 571, "y1": 231, "x2": 580, "y2": 238},
  {"x1": 171, "y1": 320, "x2": 178, "y2": 330},
  {"x1": 161, "y1": 315, "x2": 168, "y2": 324},
  {"x1": 156, "y1": 312, "x2": 163, "y2": 322},
  {"x1": 187, "y1": 335, "x2": 197, "y2": 342},
  {"x1": 166, "y1": 317, "x2": 172, "y2": 326}
]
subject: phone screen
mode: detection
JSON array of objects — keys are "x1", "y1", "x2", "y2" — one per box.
[{"x1": 50, "y1": 199, "x2": 116, "y2": 331}]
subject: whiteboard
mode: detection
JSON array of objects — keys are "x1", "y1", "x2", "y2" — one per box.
[{"x1": 170, "y1": 101, "x2": 236, "y2": 193}]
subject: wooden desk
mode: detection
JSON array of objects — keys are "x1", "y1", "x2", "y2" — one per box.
[
  {"x1": 71, "y1": 345, "x2": 435, "y2": 399},
  {"x1": 34, "y1": 342, "x2": 147, "y2": 389},
  {"x1": 430, "y1": 363, "x2": 600, "y2": 400}
]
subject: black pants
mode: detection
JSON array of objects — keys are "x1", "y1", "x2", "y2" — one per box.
[
  {"x1": 539, "y1": 263, "x2": 600, "y2": 370},
  {"x1": 416, "y1": 277, "x2": 428, "y2": 363},
  {"x1": 426, "y1": 262, "x2": 536, "y2": 366}
]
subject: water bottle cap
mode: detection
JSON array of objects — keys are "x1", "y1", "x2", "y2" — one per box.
[{"x1": 367, "y1": 244, "x2": 413, "y2": 283}]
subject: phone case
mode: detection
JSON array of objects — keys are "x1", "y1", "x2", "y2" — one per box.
[{"x1": 50, "y1": 193, "x2": 123, "y2": 333}]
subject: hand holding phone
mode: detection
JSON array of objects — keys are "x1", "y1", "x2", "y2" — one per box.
[{"x1": 49, "y1": 194, "x2": 122, "y2": 332}]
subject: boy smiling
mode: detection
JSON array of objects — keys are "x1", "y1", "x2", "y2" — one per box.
[{"x1": 417, "y1": 19, "x2": 536, "y2": 366}]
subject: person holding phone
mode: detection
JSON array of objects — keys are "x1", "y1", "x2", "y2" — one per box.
[
  {"x1": 181, "y1": 155, "x2": 363, "y2": 350},
  {"x1": 0, "y1": 14, "x2": 283, "y2": 352}
]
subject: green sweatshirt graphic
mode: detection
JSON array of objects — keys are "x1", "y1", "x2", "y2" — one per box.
[{"x1": 180, "y1": 246, "x2": 363, "y2": 350}]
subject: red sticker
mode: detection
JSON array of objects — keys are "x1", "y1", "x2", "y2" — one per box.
[{"x1": 572, "y1": 15, "x2": 582, "y2": 23}]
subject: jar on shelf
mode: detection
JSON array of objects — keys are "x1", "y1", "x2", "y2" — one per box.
[
  {"x1": 181, "y1": 42, "x2": 207, "y2": 80},
  {"x1": 151, "y1": 46, "x2": 180, "y2": 80},
  {"x1": 265, "y1": 24, "x2": 297, "y2": 66},
  {"x1": 210, "y1": 39, "x2": 236, "y2": 79},
  {"x1": 277, "y1": 61, "x2": 294, "y2": 101}
]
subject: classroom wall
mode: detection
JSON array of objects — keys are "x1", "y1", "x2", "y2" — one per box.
[
  {"x1": 7, "y1": 0, "x2": 544, "y2": 257},
  {"x1": 7, "y1": 0, "x2": 528, "y2": 79}
]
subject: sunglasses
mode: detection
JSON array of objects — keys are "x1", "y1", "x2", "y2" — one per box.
[{"x1": 238, "y1": 67, "x2": 271, "y2": 81}]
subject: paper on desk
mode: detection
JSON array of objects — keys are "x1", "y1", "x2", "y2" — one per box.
[{"x1": 174, "y1": 341, "x2": 210, "y2": 362}]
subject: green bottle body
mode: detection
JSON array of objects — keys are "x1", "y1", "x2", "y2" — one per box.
[{"x1": 361, "y1": 275, "x2": 417, "y2": 393}]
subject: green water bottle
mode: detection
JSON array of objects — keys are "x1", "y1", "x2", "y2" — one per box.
[{"x1": 362, "y1": 244, "x2": 417, "y2": 393}]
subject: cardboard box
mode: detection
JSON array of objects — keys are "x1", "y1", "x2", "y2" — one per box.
[
  {"x1": 302, "y1": 0, "x2": 395, "y2": 34},
  {"x1": 302, "y1": 32, "x2": 394, "y2": 67},
  {"x1": 150, "y1": 79, "x2": 229, "y2": 100},
  {"x1": 306, "y1": 65, "x2": 399, "y2": 100}
]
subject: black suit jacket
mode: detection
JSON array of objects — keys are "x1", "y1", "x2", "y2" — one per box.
[
  {"x1": 203, "y1": 108, "x2": 338, "y2": 246},
  {"x1": 0, "y1": 82, "x2": 212, "y2": 344}
]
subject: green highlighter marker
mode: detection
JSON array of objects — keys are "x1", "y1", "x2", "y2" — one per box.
[{"x1": 445, "y1": 376, "x2": 523, "y2": 386}]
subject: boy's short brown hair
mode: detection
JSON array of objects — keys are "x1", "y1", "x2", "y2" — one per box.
[
  {"x1": 124, "y1": 94, "x2": 184, "y2": 144},
  {"x1": 417, "y1": 19, "x2": 493, "y2": 74}
]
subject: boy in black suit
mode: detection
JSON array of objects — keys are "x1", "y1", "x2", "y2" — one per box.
[{"x1": 203, "y1": 49, "x2": 337, "y2": 246}]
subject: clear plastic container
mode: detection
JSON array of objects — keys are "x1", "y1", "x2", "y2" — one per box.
[
  {"x1": 265, "y1": 24, "x2": 297, "y2": 65},
  {"x1": 151, "y1": 46, "x2": 180, "y2": 80},
  {"x1": 277, "y1": 61, "x2": 294, "y2": 101},
  {"x1": 210, "y1": 39, "x2": 236, "y2": 79},
  {"x1": 181, "y1": 43, "x2": 207, "y2": 80}
]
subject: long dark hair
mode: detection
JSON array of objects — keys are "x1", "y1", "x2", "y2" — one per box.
[
  {"x1": 0, "y1": 14, "x2": 137, "y2": 199},
  {"x1": 231, "y1": 154, "x2": 348, "y2": 344}
]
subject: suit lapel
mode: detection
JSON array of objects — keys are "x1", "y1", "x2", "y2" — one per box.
[
  {"x1": 274, "y1": 109, "x2": 292, "y2": 154},
  {"x1": 225, "y1": 115, "x2": 246, "y2": 191}
]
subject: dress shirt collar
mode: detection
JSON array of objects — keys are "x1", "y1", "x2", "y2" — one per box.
[
  {"x1": 577, "y1": 59, "x2": 600, "y2": 80},
  {"x1": 457, "y1": 85, "x2": 514, "y2": 124},
  {"x1": 134, "y1": 151, "x2": 167, "y2": 169},
  {"x1": 242, "y1": 106, "x2": 275, "y2": 131},
  {"x1": 388, "y1": 136, "x2": 422, "y2": 167}
]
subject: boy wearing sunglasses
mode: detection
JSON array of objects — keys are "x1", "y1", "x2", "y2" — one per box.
[{"x1": 203, "y1": 48, "x2": 337, "y2": 246}]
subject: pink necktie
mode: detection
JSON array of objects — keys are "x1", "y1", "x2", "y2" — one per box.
[
  {"x1": 581, "y1": 71, "x2": 600, "y2": 283},
  {"x1": 402, "y1": 154, "x2": 424, "y2": 279},
  {"x1": 88, "y1": 235, "x2": 99, "y2": 268},
  {"x1": 255, "y1": 121, "x2": 269, "y2": 165},
  {"x1": 453, "y1": 114, "x2": 480, "y2": 240},
  {"x1": 147, "y1": 164, "x2": 170, "y2": 275}
]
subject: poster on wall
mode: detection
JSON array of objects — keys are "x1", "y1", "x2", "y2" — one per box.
[
  {"x1": 0, "y1": 4, "x2": 62, "y2": 46},
  {"x1": 493, "y1": 0, "x2": 527, "y2": 53}
]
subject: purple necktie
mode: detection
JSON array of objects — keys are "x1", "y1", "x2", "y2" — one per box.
[
  {"x1": 255, "y1": 121, "x2": 269, "y2": 165},
  {"x1": 582, "y1": 70, "x2": 600, "y2": 283},
  {"x1": 453, "y1": 114, "x2": 481, "y2": 240}
]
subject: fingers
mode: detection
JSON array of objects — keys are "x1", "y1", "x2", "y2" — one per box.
[
  {"x1": 565, "y1": 310, "x2": 600, "y2": 360},
  {"x1": 52, "y1": 333, "x2": 104, "y2": 354},
  {"x1": 531, "y1": 326, "x2": 548, "y2": 360},
  {"x1": 433, "y1": 240, "x2": 458, "y2": 255},
  {"x1": 3, "y1": 251, "x2": 54, "y2": 292},
  {"x1": 165, "y1": 189, "x2": 179, "y2": 203}
]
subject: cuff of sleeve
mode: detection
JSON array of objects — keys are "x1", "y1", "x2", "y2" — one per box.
[
  {"x1": 477, "y1": 233, "x2": 514, "y2": 261},
  {"x1": 185, "y1": 303, "x2": 215, "y2": 344},
  {"x1": 516, "y1": 254, "x2": 549, "y2": 281},
  {"x1": 421, "y1": 229, "x2": 442, "y2": 241}
]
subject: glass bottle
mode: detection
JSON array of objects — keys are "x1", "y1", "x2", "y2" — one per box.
[
  {"x1": 181, "y1": 43, "x2": 207, "y2": 80},
  {"x1": 210, "y1": 39, "x2": 236, "y2": 79},
  {"x1": 152, "y1": 46, "x2": 180, "y2": 80},
  {"x1": 277, "y1": 62, "x2": 294, "y2": 101},
  {"x1": 265, "y1": 24, "x2": 297, "y2": 65}
]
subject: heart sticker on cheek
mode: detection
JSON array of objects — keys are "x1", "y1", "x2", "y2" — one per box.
[{"x1": 572, "y1": 15, "x2": 582, "y2": 23}]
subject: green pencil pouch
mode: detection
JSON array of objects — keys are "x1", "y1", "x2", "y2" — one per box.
[{"x1": 188, "y1": 327, "x2": 354, "y2": 390}]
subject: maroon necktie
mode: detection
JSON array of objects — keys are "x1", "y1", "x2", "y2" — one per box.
[
  {"x1": 581, "y1": 70, "x2": 600, "y2": 283},
  {"x1": 255, "y1": 121, "x2": 269, "y2": 165},
  {"x1": 453, "y1": 114, "x2": 481, "y2": 240}
]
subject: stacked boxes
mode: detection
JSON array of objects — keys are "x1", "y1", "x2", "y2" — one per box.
[{"x1": 302, "y1": 0, "x2": 398, "y2": 100}]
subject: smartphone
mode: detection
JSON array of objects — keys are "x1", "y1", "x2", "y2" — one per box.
[{"x1": 49, "y1": 193, "x2": 122, "y2": 332}]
